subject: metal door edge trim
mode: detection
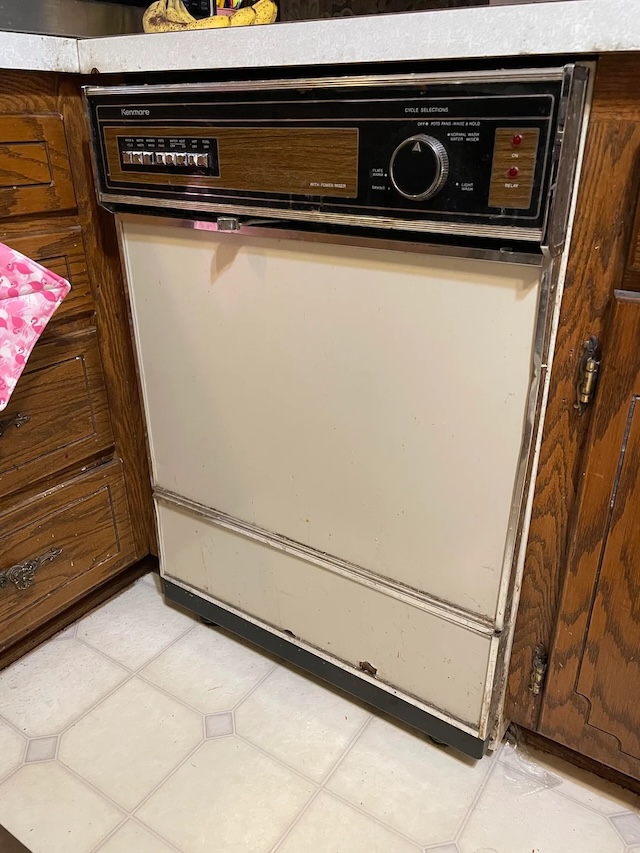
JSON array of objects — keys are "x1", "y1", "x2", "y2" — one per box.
[
  {"x1": 119, "y1": 212, "x2": 542, "y2": 266},
  {"x1": 162, "y1": 576, "x2": 486, "y2": 751},
  {"x1": 154, "y1": 487, "x2": 497, "y2": 637},
  {"x1": 84, "y1": 67, "x2": 566, "y2": 98},
  {"x1": 101, "y1": 194, "x2": 542, "y2": 242}
]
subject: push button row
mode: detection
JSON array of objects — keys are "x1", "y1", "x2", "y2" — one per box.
[{"x1": 121, "y1": 150, "x2": 209, "y2": 168}]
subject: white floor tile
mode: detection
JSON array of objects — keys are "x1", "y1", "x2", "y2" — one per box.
[
  {"x1": 459, "y1": 762, "x2": 625, "y2": 853},
  {"x1": 277, "y1": 791, "x2": 422, "y2": 853},
  {"x1": 0, "y1": 639, "x2": 127, "y2": 737},
  {"x1": 77, "y1": 579, "x2": 194, "y2": 670},
  {"x1": 327, "y1": 716, "x2": 489, "y2": 845},
  {"x1": 59, "y1": 677, "x2": 203, "y2": 811},
  {"x1": 0, "y1": 762, "x2": 122, "y2": 853},
  {"x1": 236, "y1": 666, "x2": 369, "y2": 781},
  {"x1": 137, "y1": 737, "x2": 314, "y2": 853},
  {"x1": 500, "y1": 741, "x2": 640, "y2": 815},
  {"x1": 99, "y1": 820, "x2": 176, "y2": 853},
  {"x1": 140, "y1": 623, "x2": 274, "y2": 712},
  {"x1": 0, "y1": 719, "x2": 24, "y2": 780}
]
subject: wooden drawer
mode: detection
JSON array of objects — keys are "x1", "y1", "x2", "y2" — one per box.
[
  {"x1": 0, "y1": 328, "x2": 113, "y2": 498},
  {"x1": 0, "y1": 459, "x2": 135, "y2": 655},
  {"x1": 0, "y1": 227, "x2": 93, "y2": 323},
  {"x1": 0, "y1": 115, "x2": 76, "y2": 219}
]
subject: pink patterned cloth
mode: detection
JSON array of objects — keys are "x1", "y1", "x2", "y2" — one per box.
[{"x1": 0, "y1": 242, "x2": 71, "y2": 412}]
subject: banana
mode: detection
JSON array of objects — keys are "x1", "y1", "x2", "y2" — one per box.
[
  {"x1": 165, "y1": 0, "x2": 195, "y2": 25},
  {"x1": 229, "y1": 6, "x2": 256, "y2": 25},
  {"x1": 252, "y1": 0, "x2": 277, "y2": 23},
  {"x1": 143, "y1": 0, "x2": 276, "y2": 32},
  {"x1": 185, "y1": 14, "x2": 231, "y2": 27}
]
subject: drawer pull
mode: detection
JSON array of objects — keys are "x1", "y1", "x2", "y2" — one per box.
[
  {"x1": 0, "y1": 412, "x2": 31, "y2": 438},
  {"x1": 0, "y1": 547, "x2": 63, "y2": 592}
]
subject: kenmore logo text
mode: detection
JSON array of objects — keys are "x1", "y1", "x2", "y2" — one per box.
[{"x1": 121, "y1": 108, "x2": 150, "y2": 116}]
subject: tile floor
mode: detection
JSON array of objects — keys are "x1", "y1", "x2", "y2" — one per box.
[{"x1": 1, "y1": 572, "x2": 640, "y2": 853}]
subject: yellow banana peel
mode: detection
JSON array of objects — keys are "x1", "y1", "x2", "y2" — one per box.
[{"x1": 143, "y1": 0, "x2": 277, "y2": 32}]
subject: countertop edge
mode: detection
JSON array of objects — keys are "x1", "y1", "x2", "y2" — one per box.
[{"x1": 0, "y1": 32, "x2": 79, "y2": 74}]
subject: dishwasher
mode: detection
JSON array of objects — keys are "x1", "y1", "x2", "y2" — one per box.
[{"x1": 85, "y1": 64, "x2": 590, "y2": 757}]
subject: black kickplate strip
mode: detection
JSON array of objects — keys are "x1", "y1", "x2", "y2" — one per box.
[{"x1": 164, "y1": 580, "x2": 488, "y2": 760}]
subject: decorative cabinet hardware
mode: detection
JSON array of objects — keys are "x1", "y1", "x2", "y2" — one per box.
[
  {"x1": 0, "y1": 412, "x2": 31, "y2": 438},
  {"x1": 530, "y1": 645, "x2": 548, "y2": 696},
  {"x1": 0, "y1": 548, "x2": 63, "y2": 592},
  {"x1": 575, "y1": 336, "x2": 600, "y2": 414}
]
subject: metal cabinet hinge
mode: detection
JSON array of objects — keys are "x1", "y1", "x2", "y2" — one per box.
[
  {"x1": 530, "y1": 645, "x2": 548, "y2": 696},
  {"x1": 574, "y1": 336, "x2": 600, "y2": 415}
]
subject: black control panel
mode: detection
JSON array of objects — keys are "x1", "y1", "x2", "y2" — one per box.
[{"x1": 85, "y1": 68, "x2": 585, "y2": 244}]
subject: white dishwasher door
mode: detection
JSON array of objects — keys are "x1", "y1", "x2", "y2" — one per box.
[{"x1": 121, "y1": 216, "x2": 541, "y2": 740}]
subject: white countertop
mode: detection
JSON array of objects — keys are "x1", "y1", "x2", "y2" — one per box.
[
  {"x1": 1, "y1": 0, "x2": 639, "y2": 77},
  {"x1": 0, "y1": 31, "x2": 80, "y2": 73}
]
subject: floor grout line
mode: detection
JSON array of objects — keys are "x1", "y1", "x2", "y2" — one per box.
[
  {"x1": 131, "y1": 736, "x2": 209, "y2": 823},
  {"x1": 233, "y1": 731, "x2": 324, "y2": 788},
  {"x1": 454, "y1": 753, "x2": 498, "y2": 843},
  {"x1": 231, "y1": 660, "x2": 280, "y2": 712},
  {"x1": 92, "y1": 813, "x2": 183, "y2": 853},
  {"x1": 319, "y1": 712, "x2": 372, "y2": 787},
  {"x1": 89, "y1": 812, "x2": 130, "y2": 853},
  {"x1": 268, "y1": 788, "x2": 322, "y2": 853}
]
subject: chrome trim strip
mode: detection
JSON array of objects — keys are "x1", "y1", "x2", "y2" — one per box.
[
  {"x1": 154, "y1": 487, "x2": 497, "y2": 638},
  {"x1": 180, "y1": 216, "x2": 542, "y2": 266},
  {"x1": 101, "y1": 193, "x2": 542, "y2": 242},
  {"x1": 160, "y1": 573, "x2": 482, "y2": 736},
  {"x1": 84, "y1": 67, "x2": 566, "y2": 98},
  {"x1": 544, "y1": 64, "x2": 591, "y2": 255}
]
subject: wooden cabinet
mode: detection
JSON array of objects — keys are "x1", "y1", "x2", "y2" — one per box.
[
  {"x1": 506, "y1": 54, "x2": 640, "y2": 786},
  {"x1": 0, "y1": 327, "x2": 113, "y2": 498},
  {"x1": 0, "y1": 114, "x2": 76, "y2": 218},
  {"x1": 539, "y1": 292, "x2": 640, "y2": 778},
  {"x1": 0, "y1": 71, "x2": 153, "y2": 667},
  {"x1": 0, "y1": 461, "x2": 134, "y2": 653}
]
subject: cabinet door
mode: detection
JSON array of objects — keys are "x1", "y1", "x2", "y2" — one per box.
[
  {"x1": 0, "y1": 328, "x2": 114, "y2": 499},
  {"x1": 540, "y1": 290, "x2": 640, "y2": 778},
  {"x1": 0, "y1": 459, "x2": 135, "y2": 655},
  {"x1": 0, "y1": 115, "x2": 76, "y2": 219}
]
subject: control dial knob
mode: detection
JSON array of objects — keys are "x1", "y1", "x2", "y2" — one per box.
[{"x1": 389, "y1": 135, "x2": 449, "y2": 201}]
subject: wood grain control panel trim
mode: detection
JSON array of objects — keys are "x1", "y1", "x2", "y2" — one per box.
[
  {"x1": 104, "y1": 125, "x2": 359, "y2": 198},
  {"x1": 489, "y1": 128, "x2": 540, "y2": 210}
]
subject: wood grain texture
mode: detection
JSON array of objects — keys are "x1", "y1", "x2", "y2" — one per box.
[
  {"x1": 0, "y1": 557, "x2": 156, "y2": 671},
  {"x1": 506, "y1": 55, "x2": 640, "y2": 730},
  {"x1": 0, "y1": 459, "x2": 135, "y2": 655},
  {"x1": 539, "y1": 292, "x2": 640, "y2": 778},
  {"x1": 103, "y1": 125, "x2": 359, "y2": 197},
  {"x1": 628, "y1": 193, "x2": 640, "y2": 273},
  {"x1": 0, "y1": 327, "x2": 113, "y2": 500},
  {"x1": 0, "y1": 115, "x2": 76, "y2": 218},
  {"x1": 0, "y1": 69, "x2": 154, "y2": 663},
  {"x1": 488, "y1": 127, "x2": 538, "y2": 210},
  {"x1": 58, "y1": 78, "x2": 155, "y2": 557},
  {"x1": 0, "y1": 224, "x2": 94, "y2": 324}
]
